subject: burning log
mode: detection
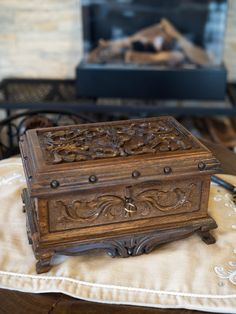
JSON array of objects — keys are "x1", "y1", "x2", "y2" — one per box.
[
  {"x1": 87, "y1": 18, "x2": 211, "y2": 67},
  {"x1": 87, "y1": 39, "x2": 127, "y2": 63},
  {"x1": 125, "y1": 51, "x2": 185, "y2": 66},
  {"x1": 130, "y1": 22, "x2": 174, "y2": 52},
  {"x1": 87, "y1": 23, "x2": 174, "y2": 63},
  {"x1": 160, "y1": 19, "x2": 211, "y2": 66}
]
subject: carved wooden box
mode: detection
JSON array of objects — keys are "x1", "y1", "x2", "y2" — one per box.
[{"x1": 19, "y1": 117, "x2": 220, "y2": 273}]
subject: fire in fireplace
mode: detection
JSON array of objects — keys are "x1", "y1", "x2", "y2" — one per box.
[{"x1": 76, "y1": 0, "x2": 228, "y2": 100}]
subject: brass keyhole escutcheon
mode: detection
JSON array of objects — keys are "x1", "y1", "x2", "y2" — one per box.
[{"x1": 124, "y1": 197, "x2": 137, "y2": 214}]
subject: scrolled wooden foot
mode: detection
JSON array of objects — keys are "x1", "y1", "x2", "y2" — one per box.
[
  {"x1": 36, "y1": 252, "x2": 54, "y2": 274},
  {"x1": 198, "y1": 230, "x2": 216, "y2": 245}
]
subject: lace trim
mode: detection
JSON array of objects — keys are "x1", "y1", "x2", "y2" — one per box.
[{"x1": 214, "y1": 191, "x2": 236, "y2": 285}]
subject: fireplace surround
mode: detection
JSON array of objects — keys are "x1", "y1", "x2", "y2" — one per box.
[{"x1": 76, "y1": 0, "x2": 228, "y2": 100}]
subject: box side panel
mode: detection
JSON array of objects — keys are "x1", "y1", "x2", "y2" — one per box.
[{"x1": 35, "y1": 175, "x2": 211, "y2": 244}]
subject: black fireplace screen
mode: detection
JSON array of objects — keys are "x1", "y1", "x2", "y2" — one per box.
[{"x1": 81, "y1": 0, "x2": 227, "y2": 68}]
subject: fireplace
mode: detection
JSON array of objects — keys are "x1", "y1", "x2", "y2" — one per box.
[{"x1": 76, "y1": 0, "x2": 228, "y2": 100}]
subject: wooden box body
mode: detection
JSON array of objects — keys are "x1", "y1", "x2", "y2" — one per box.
[{"x1": 20, "y1": 117, "x2": 220, "y2": 273}]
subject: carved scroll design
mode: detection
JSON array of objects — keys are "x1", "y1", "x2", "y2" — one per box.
[
  {"x1": 52, "y1": 184, "x2": 196, "y2": 224},
  {"x1": 101, "y1": 226, "x2": 201, "y2": 257},
  {"x1": 39, "y1": 121, "x2": 196, "y2": 164},
  {"x1": 57, "y1": 220, "x2": 217, "y2": 260},
  {"x1": 55, "y1": 195, "x2": 125, "y2": 221},
  {"x1": 137, "y1": 184, "x2": 195, "y2": 213}
]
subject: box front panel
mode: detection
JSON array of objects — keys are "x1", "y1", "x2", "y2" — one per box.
[{"x1": 37, "y1": 177, "x2": 208, "y2": 235}]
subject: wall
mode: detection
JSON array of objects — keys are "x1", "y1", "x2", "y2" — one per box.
[
  {"x1": 225, "y1": 0, "x2": 236, "y2": 81},
  {"x1": 0, "y1": 0, "x2": 235, "y2": 82},
  {"x1": 0, "y1": 0, "x2": 82, "y2": 80}
]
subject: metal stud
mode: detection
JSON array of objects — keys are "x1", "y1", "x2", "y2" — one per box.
[
  {"x1": 132, "y1": 170, "x2": 141, "y2": 178},
  {"x1": 198, "y1": 162, "x2": 206, "y2": 171},
  {"x1": 164, "y1": 167, "x2": 172, "y2": 174},
  {"x1": 89, "y1": 175, "x2": 98, "y2": 183},
  {"x1": 50, "y1": 180, "x2": 60, "y2": 188}
]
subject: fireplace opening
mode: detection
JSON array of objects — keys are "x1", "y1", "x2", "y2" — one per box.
[{"x1": 76, "y1": 0, "x2": 228, "y2": 100}]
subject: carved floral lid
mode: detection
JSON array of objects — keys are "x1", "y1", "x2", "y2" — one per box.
[
  {"x1": 37, "y1": 117, "x2": 200, "y2": 165},
  {"x1": 19, "y1": 117, "x2": 220, "y2": 196}
]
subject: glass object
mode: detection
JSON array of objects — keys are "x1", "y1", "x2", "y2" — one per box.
[{"x1": 81, "y1": 0, "x2": 228, "y2": 68}]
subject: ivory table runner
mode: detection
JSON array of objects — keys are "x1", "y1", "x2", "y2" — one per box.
[{"x1": 0, "y1": 157, "x2": 235, "y2": 313}]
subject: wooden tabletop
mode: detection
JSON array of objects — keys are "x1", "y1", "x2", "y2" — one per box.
[{"x1": 0, "y1": 139, "x2": 235, "y2": 314}]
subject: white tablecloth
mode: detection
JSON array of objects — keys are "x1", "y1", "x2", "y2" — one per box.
[{"x1": 0, "y1": 157, "x2": 235, "y2": 313}]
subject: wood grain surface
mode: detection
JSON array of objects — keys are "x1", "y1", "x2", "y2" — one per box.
[
  {"x1": 0, "y1": 288, "x2": 214, "y2": 314},
  {"x1": 20, "y1": 117, "x2": 219, "y2": 273},
  {"x1": 0, "y1": 0, "x2": 83, "y2": 81},
  {"x1": 0, "y1": 139, "x2": 233, "y2": 313}
]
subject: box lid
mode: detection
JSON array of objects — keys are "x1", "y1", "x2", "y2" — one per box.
[{"x1": 19, "y1": 117, "x2": 220, "y2": 197}]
